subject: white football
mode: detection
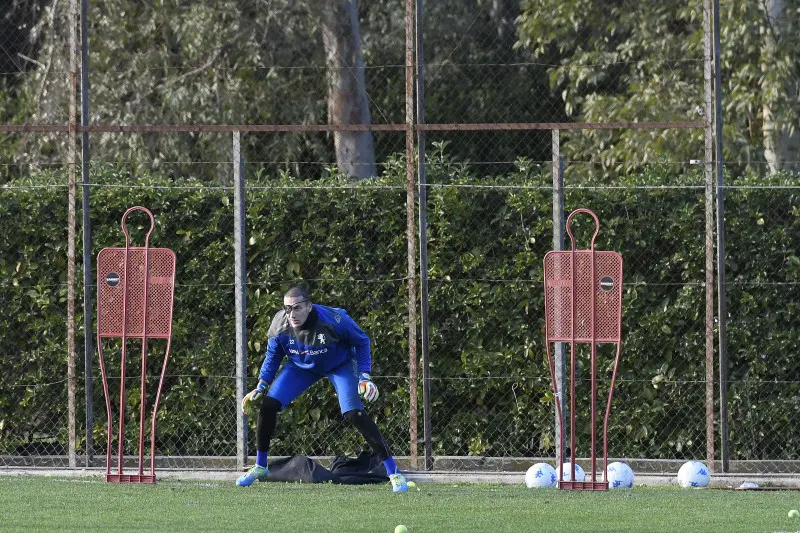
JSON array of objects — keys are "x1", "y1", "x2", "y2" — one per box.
[
  {"x1": 559, "y1": 462, "x2": 586, "y2": 482},
  {"x1": 524, "y1": 463, "x2": 557, "y2": 488},
  {"x1": 605, "y1": 461, "x2": 635, "y2": 489},
  {"x1": 677, "y1": 460, "x2": 710, "y2": 488}
]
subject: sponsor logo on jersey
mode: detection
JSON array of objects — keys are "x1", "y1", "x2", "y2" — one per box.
[
  {"x1": 317, "y1": 333, "x2": 326, "y2": 344},
  {"x1": 288, "y1": 347, "x2": 329, "y2": 357}
]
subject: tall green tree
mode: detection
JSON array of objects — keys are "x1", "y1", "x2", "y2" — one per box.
[
  {"x1": 517, "y1": 0, "x2": 800, "y2": 176},
  {"x1": 0, "y1": 0, "x2": 70, "y2": 179},
  {"x1": 4, "y1": 0, "x2": 563, "y2": 181},
  {"x1": 760, "y1": 0, "x2": 800, "y2": 173},
  {"x1": 7, "y1": 0, "x2": 377, "y2": 181},
  {"x1": 314, "y1": 0, "x2": 376, "y2": 180}
]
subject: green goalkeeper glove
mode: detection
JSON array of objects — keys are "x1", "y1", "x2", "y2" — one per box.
[
  {"x1": 241, "y1": 380, "x2": 268, "y2": 416},
  {"x1": 357, "y1": 372, "x2": 379, "y2": 402}
]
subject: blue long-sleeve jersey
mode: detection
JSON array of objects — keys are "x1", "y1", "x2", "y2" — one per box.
[{"x1": 259, "y1": 304, "x2": 371, "y2": 384}]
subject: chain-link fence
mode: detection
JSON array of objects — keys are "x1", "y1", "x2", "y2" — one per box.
[{"x1": 2, "y1": 0, "x2": 800, "y2": 477}]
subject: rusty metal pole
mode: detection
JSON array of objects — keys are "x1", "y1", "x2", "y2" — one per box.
[
  {"x1": 80, "y1": 0, "x2": 95, "y2": 467},
  {"x1": 414, "y1": 0, "x2": 432, "y2": 471},
  {"x1": 712, "y1": 0, "x2": 730, "y2": 473},
  {"x1": 67, "y1": 0, "x2": 79, "y2": 469},
  {"x1": 404, "y1": 0, "x2": 419, "y2": 470},
  {"x1": 552, "y1": 131, "x2": 567, "y2": 466},
  {"x1": 702, "y1": 0, "x2": 716, "y2": 474}
]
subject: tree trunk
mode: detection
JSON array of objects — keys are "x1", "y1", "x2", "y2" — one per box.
[
  {"x1": 761, "y1": 0, "x2": 799, "y2": 173},
  {"x1": 319, "y1": 0, "x2": 377, "y2": 180},
  {"x1": 489, "y1": 0, "x2": 517, "y2": 41}
]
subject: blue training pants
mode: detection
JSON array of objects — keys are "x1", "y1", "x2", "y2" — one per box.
[{"x1": 266, "y1": 361, "x2": 363, "y2": 414}]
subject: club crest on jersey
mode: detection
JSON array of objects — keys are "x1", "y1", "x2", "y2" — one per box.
[
  {"x1": 317, "y1": 333, "x2": 326, "y2": 344},
  {"x1": 335, "y1": 315, "x2": 341, "y2": 323}
]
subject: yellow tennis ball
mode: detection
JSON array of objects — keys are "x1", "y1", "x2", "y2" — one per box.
[
  {"x1": 395, "y1": 525, "x2": 408, "y2": 533},
  {"x1": 407, "y1": 481, "x2": 416, "y2": 488},
  {"x1": 789, "y1": 510, "x2": 800, "y2": 518}
]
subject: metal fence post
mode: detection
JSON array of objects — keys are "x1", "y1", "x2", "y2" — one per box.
[
  {"x1": 712, "y1": 0, "x2": 730, "y2": 473},
  {"x1": 67, "y1": 0, "x2": 79, "y2": 469},
  {"x1": 80, "y1": 0, "x2": 94, "y2": 467},
  {"x1": 702, "y1": 0, "x2": 716, "y2": 473},
  {"x1": 404, "y1": 0, "x2": 419, "y2": 471},
  {"x1": 233, "y1": 131, "x2": 248, "y2": 471},
  {"x1": 552, "y1": 131, "x2": 567, "y2": 462},
  {"x1": 414, "y1": 0, "x2": 432, "y2": 472}
]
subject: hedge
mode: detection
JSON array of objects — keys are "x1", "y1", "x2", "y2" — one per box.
[{"x1": 1, "y1": 155, "x2": 798, "y2": 461}]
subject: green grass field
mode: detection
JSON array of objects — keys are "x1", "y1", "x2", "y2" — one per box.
[{"x1": 1, "y1": 476, "x2": 799, "y2": 532}]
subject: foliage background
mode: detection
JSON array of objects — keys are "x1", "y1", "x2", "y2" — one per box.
[
  {"x1": 1, "y1": 0, "x2": 799, "y2": 471},
  {"x1": 2, "y1": 153, "x2": 798, "y2": 466}
]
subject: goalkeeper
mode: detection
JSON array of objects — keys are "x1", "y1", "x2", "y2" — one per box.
[{"x1": 237, "y1": 286, "x2": 408, "y2": 492}]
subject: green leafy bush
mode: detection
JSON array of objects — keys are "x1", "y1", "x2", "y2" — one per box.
[{"x1": 1, "y1": 159, "x2": 798, "y2": 462}]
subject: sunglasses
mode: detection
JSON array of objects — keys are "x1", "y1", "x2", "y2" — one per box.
[{"x1": 283, "y1": 300, "x2": 310, "y2": 314}]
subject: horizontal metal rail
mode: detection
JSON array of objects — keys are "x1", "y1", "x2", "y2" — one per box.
[{"x1": 0, "y1": 121, "x2": 704, "y2": 134}]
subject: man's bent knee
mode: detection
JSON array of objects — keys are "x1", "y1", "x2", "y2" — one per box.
[
  {"x1": 260, "y1": 396, "x2": 282, "y2": 415},
  {"x1": 343, "y1": 409, "x2": 363, "y2": 421}
]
